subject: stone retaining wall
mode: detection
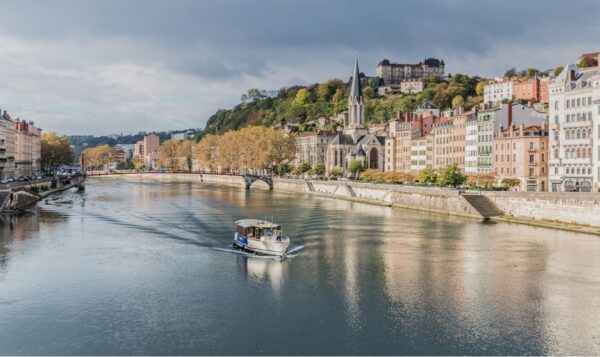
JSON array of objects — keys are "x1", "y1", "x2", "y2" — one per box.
[{"x1": 484, "y1": 191, "x2": 600, "y2": 226}]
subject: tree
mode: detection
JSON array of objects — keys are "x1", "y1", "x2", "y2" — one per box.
[
  {"x1": 526, "y1": 68, "x2": 539, "y2": 78},
  {"x1": 194, "y1": 134, "x2": 218, "y2": 171},
  {"x1": 419, "y1": 168, "x2": 438, "y2": 184},
  {"x1": 159, "y1": 140, "x2": 180, "y2": 170},
  {"x1": 437, "y1": 164, "x2": 465, "y2": 187},
  {"x1": 501, "y1": 177, "x2": 521, "y2": 188},
  {"x1": 276, "y1": 163, "x2": 293, "y2": 176},
  {"x1": 41, "y1": 132, "x2": 73, "y2": 174},
  {"x1": 466, "y1": 173, "x2": 496, "y2": 187},
  {"x1": 475, "y1": 81, "x2": 486, "y2": 96},
  {"x1": 554, "y1": 65, "x2": 564, "y2": 77},
  {"x1": 177, "y1": 140, "x2": 194, "y2": 171},
  {"x1": 131, "y1": 157, "x2": 144, "y2": 170},
  {"x1": 297, "y1": 162, "x2": 311, "y2": 174},
  {"x1": 81, "y1": 144, "x2": 118, "y2": 170},
  {"x1": 363, "y1": 86, "x2": 375, "y2": 98},
  {"x1": 451, "y1": 95, "x2": 465, "y2": 109},
  {"x1": 504, "y1": 67, "x2": 518, "y2": 78},
  {"x1": 348, "y1": 160, "x2": 364, "y2": 179},
  {"x1": 312, "y1": 163, "x2": 326, "y2": 176},
  {"x1": 329, "y1": 167, "x2": 343, "y2": 178},
  {"x1": 293, "y1": 88, "x2": 311, "y2": 106}
]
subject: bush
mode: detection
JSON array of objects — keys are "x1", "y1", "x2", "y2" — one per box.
[
  {"x1": 437, "y1": 164, "x2": 466, "y2": 187},
  {"x1": 329, "y1": 167, "x2": 343, "y2": 178},
  {"x1": 418, "y1": 168, "x2": 438, "y2": 184}
]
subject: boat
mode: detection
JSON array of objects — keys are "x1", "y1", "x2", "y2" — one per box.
[{"x1": 233, "y1": 219, "x2": 290, "y2": 257}]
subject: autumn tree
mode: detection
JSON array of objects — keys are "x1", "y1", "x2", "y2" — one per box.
[
  {"x1": 177, "y1": 140, "x2": 194, "y2": 171},
  {"x1": 193, "y1": 134, "x2": 218, "y2": 171},
  {"x1": 159, "y1": 140, "x2": 180, "y2": 170},
  {"x1": 41, "y1": 132, "x2": 73, "y2": 174}
]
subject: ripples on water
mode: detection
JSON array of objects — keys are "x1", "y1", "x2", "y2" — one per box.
[{"x1": 0, "y1": 177, "x2": 599, "y2": 355}]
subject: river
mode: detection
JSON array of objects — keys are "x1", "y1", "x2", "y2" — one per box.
[{"x1": 1, "y1": 177, "x2": 599, "y2": 355}]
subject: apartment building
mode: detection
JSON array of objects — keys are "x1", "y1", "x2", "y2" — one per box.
[{"x1": 493, "y1": 124, "x2": 549, "y2": 192}]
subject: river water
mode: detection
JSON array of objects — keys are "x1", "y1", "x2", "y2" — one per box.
[{"x1": 1, "y1": 177, "x2": 599, "y2": 355}]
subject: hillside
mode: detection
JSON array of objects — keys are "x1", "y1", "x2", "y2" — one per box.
[{"x1": 203, "y1": 74, "x2": 484, "y2": 135}]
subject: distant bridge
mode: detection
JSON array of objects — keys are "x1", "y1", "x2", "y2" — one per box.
[
  {"x1": 243, "y1": 174, "x2": 273, "y2": 190},
  {"x1": 86, "y1": 170, "x2": 273, "y2": 190}
]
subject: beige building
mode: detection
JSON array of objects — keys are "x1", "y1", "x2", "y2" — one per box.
[
  {"x1": 493, "y1": 124, "x2": 549, "y2": 192},
  {"x1": 294, "y1": 131, "x2": 334, "y2": 166},
  {"x1": 377, "y1": 58, "x2": 445, "y2": 86},
  {"x1": 14, "y1": 120, "x2": 42, "y2": 176},
  {"x1": 400, "y1": 80, "x2": 424, "y2": 94},
  {"x1": 432, "y1": 109, "x2": 469, "y2": 172}
]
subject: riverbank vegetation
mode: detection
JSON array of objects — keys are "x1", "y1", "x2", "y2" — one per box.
[
  {"x1": 203, "y1": 74, "x2": 484, "y2": 136},
  {"x1": 41, "y1": 132, "x2": 74, "y2": 174}
]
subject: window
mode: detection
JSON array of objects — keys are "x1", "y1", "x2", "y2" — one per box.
[
  {"x1": 529, "y1": 167, "x2": 534, "y2": 176},
  {"x1": 542, "y1": 153, "x2": 545, "y2": 162},
  {"x1": 530, "y1": 154, "x2": 534, "y2": 163},
  {"x1": 529, "y1": 142, "x2": 534, "y2": 150}
]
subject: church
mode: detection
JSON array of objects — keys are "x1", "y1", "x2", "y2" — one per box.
[{"x1": 324, "y1": 60, "x2": 385, "y2": 175}]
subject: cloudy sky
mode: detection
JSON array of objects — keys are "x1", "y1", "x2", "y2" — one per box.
[{"x1": 0, "y1": 0, "x2": 598, "y2": 135}]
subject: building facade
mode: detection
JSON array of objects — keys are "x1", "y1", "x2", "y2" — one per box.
[
  {"x1": 400, "y1": 80, "x2": 424, "y2": 94},
  {"x1": 483, "y1": 80, "x2": 513, "y2": 104},
  {"x1": 376, "y1": 58, "x2": 445, "y2": 86},
  {"x1": 493, "y1": 124, "x2": 549, "y2": 192},
  {"x1": 548, "y1": 63, "x2": 600, "y2": 192},
  {"x1": 294, "y1": 131, "x2": 334, "y2": 166}
]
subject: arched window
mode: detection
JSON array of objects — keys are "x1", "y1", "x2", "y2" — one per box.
[{"x1": 577, "y1": 129, "x2": 581, "y2": 139}]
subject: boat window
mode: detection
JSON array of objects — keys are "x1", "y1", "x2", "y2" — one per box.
[
  {"x1": 262, "y1": 228, "x2": 274, "y2": 236},
  {"x1": 248, "y1": 227, "x2": 255, "y2": 237},
  {"x1": 236, "y1": 226, "x2": 245, "y2": 236}
]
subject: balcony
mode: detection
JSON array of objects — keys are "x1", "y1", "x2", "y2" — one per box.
[{"x1": 528, "y1": 161, "x2": 538, "y2": 166}]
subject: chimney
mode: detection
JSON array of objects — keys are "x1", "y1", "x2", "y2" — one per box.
[
  {"x1": 508, "y1": 102, "x2": 513, "y2": 127},
  {"x1": 569, "y1": 69, "x2": 576, "y2": 81}
]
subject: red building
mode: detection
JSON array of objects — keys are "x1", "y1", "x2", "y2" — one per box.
[{"x1": 512, "y1": 79, "x2": 539, "y2": 102}]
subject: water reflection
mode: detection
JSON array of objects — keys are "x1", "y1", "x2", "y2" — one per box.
[
  {"x1": 0, "y1": 177, "x2": 598, "y2": 355},
  {"x1": 238, "y1": 255, "x2": 288, "y2": 293}
]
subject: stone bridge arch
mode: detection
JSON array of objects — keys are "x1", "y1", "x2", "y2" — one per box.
[{"x1": 244, "y1": 174, "x2": 273, "y2": 190}]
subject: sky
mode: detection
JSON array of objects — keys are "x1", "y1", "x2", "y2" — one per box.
[{"x1": 0, "y1": 0, "x2": 599, "y2": 136}]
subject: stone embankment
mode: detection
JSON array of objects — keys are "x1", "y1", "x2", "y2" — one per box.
[
  {"x1": 92, "y1": 173, "x2": 600, "y2": 234},
  {"x1": 1, "y1": 178, "x2": 84, "y2": 212}
]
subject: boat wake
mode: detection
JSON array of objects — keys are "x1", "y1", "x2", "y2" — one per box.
[{"x1": 213, "y1": 245, "x2": 304, "y2": 260}]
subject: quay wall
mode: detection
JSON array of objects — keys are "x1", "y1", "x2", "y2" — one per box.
[
  {"x1": 273, "y1": 178, "x2": 483, "y2": 219},
  {"x1": 483, "y1": 191, "x2": 600, "y2": 227},
  {"x1": 91, "y1": 173, "x2": 600, "y2": 231}
]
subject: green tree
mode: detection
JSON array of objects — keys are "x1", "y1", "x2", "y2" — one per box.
[
  {"x1": 312, "y1": 163, "x2": 326, "y2": 176},
  {"x1": 348, "y1": 160, "x2": 365, "y2": 179},
  {"x1": 297, "y1": 162, "x2": 312, "y2": 174},
  {"x1": 451, "y1": 95, "x2": 465, "y2": 109},
  {"x1": 276, "y1": 163, "x2": 293, "y2": 176},
  {"x1": 526, "y1": 68, "x2": 539, "y2": 78},
  {"x1": 293, "y1": 88, "x2": 311, "y2": 106},
  {"x1": 363, "y1": 86, "x2": 375, "y2": 98},
  {"x1": 554, "y1": 65, "x2": 564, "y2": 77},
  {"x1": 437, "y1": 164, "x2": 465, "y2": 187},
  {"x1": 419, "y1": 168, "x2": 438, "y2": 185},
  {"x1": 504, "y1": 67, "x2": 518, "y2": 78},
  {"x1": 329, "y1": 167, "x2": 343, "y2": 178}
]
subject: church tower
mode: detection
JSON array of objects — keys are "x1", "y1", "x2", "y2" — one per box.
[{"x1": 345, "y1": 60, "x2": 368, "y2": 141}]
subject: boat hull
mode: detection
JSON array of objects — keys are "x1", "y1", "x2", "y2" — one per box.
[{"x1": 233, "y1": 233, "x2": 289, "y2": 257}]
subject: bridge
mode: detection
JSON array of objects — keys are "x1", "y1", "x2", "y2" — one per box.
[{"x1": 243, "y1": 174, "x2": 273, "y2": 190}]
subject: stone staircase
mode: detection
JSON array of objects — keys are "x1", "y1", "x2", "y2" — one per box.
[{"x1": 461, "y1": 193, "x2": 504, "y2": 218}]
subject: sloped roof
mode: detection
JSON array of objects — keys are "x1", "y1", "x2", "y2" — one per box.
[
  {"x1": 349, "y1": 60, "x2": 362, "y2": 100},
  {"x1": 330, "y1": 133, "x2": 354, "y2": 145}
]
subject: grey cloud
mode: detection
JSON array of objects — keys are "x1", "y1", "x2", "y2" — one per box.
[{"x1": 0, "y1": 0, "x2": 599, "y2": 135}]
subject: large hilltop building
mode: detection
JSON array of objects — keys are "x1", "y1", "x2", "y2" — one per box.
[{"x1": 376, "y1": 58, "x2": 445, "y2": 86}]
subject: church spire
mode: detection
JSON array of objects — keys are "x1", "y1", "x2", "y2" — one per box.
[{"x1": 349, "y1": 59, "x2": 363, "y2": 101}]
